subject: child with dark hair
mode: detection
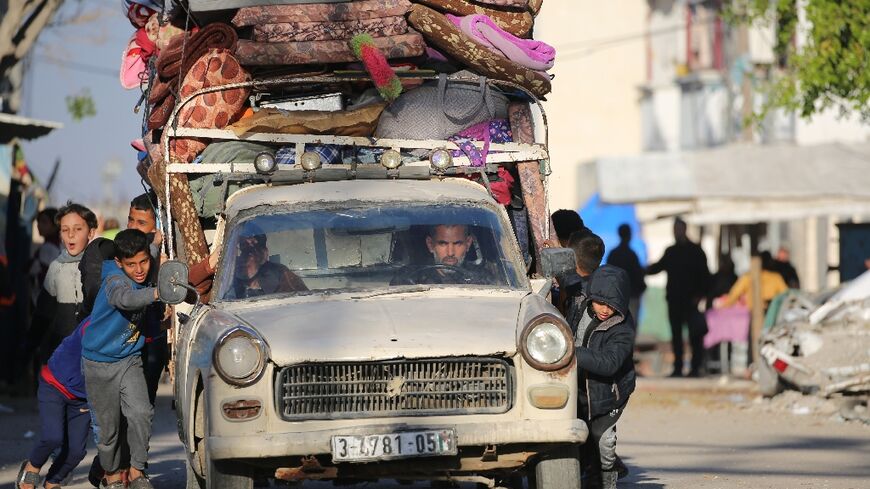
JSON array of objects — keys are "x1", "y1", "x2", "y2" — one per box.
[
  {"x1": 556, "y1": 230, "x2": 605, "y2": 315},
  {"x1": 29, "y1": 202, "x2": 97, "y2": 364},
  {"x1": 16, "y1": 320, "x2": 91, "y2": 489},
  {"x1": 573, "y1": 265, "x2": 636, "y2": 489},
  {"x1": 82, "y1": 229, "x2": 159, "y2": 489},
  {"x1": 551, "y1": 209, "x2": 585, "y2": 248}
]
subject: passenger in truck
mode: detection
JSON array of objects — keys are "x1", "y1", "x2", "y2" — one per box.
[
  {"x1": 391, "y1": 224, "x2": 494, "y2": 285},
  {"x1": 231, "y1": 232, "x2": 307, "y2": 298}
]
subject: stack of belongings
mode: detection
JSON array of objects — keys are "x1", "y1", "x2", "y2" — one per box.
[{"x1": 134, "y1": 0, "x2": 553, "y2": 270}]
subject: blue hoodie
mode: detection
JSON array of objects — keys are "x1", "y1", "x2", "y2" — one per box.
[
  {"x1": 81, "y1": 260, "x2": 156, "y2": 362},
  {"x1": 43, "y1": 319, "x2": 88, "y2": 399}
]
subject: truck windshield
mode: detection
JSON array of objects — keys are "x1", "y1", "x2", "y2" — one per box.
[{"x1": 216, "y1": 204, "x2": 526, "y2": 300}]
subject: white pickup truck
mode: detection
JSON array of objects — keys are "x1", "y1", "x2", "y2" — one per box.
[{"x1": 154, "y1": 75, "x2": 586, "y2": 489}]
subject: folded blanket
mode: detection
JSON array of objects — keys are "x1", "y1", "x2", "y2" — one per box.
[
  {"x1": 169, "y1": 49, "x2": 251, "y2": 163},
  {"x1": 252, "y1": 16, "x2": 408, "y2": 43},
  {"x1": 412, "y1": 0, "x2": 533, "y2": 37},
  {"x1": 233, "y1": 0, "x2": 411, "y2": 26},
  {"x1": 148, "y1": 23, "x2": 237, "y2": 130},
  {"x1": 157, "y1": 23, "x2": 237, "y2": 81},
  {"x1": 236, "y1": 32, "x2": 425, "y2": 66},
  {"x1": 448, "y1": 13, "x2": 554, "y2": 71},
  {"x1": 408, "y1": 5, "x2": 550, "y2": 97}
]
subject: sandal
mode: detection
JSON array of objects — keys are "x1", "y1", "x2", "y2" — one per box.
[{"x1": 15, "y1": 461, "x2": 41, "y2": 489}]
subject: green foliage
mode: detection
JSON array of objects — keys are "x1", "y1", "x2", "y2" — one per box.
[
  {"x1": 65, "y1": 89, "x2": 96, "y2": 121},
  {"x1": 735, "y1": 0, "x2": 870, "y2": 120}
]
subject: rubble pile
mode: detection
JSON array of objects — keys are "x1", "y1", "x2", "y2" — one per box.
[{"x1": 116, "y1": 0, "x2": 555, "y2": 269}]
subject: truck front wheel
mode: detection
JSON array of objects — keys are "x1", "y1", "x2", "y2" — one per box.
[{"x1": 533, "y1": 445, "x2": 582, "y2": 489}]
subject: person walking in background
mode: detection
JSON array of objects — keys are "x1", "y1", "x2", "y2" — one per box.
[
  {"x1": 606, "y1": 223, "x2": 646, "y2": 324},
  {"x1": 773, "y1": 245, "x2": 800, "y2": 289},
  {"x1": 646, "y1": 218, "x2": 710, "y2": 377},
  {"x1": 718, "y1": 251, "x2": 788, "y2": 313},
  {"x1": 706, "y1": 255, "x2": 738, "y2": 310}
]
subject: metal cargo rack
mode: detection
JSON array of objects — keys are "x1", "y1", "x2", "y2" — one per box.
[
  {"x1": 154, "y1": 74, "x2": 553, "y2": 272},
  {"x1": 160, "y1": 74, "x2": 551, "y2": 181}
]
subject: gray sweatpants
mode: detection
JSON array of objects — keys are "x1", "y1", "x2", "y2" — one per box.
[{"x1": 83, "y1": 355, "x2": 153, "y2": 472}]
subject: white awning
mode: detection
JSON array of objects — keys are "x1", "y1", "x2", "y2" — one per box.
[
  {"x1": 0, "y1": 113, "x2": 62, "y2": 143},
  {"x1": 592, "y1": 142, "x2": 870, "y2": 224}
]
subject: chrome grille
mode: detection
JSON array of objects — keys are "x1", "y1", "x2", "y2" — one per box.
[{"x1": 277, "y1": 358, "x2": 512, "y2": 420}]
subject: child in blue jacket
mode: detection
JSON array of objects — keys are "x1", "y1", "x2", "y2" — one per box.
[
  {"x1": 82, "y1": 229, "x2": 158, "y2": 489},
  {"x1": 16, "y1": 319, "x2": 90, "y2": 489}
]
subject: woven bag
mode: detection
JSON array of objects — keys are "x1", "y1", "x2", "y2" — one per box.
[{"x1": 374, "y1": 73, "x2": 508, "y2": 140}]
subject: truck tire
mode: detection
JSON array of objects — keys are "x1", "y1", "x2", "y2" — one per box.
[
  {"x1": 204, "y1": 446, "x2": 253, "y2": 489},
  {"x1": 757, "y1": 357, "x2": 783, "y2": 397},
  {"x1": 533, "y1": 446, "x2": 581, "y2": 489}
]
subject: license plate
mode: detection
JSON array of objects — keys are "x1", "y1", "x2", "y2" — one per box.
[{"x1": 331, "y1": 429, "x2": 457, "y2": 462}]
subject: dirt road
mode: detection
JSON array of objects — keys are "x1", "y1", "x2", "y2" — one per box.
[{"x1": 1, "y1": 378, "x2": 867, "y2": 488}]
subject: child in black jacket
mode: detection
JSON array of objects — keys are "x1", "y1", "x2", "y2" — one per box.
[{"x1": 573, "y1": 265, "x2": 637, "y2": 489}]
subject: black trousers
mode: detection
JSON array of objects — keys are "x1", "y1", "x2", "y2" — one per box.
[
  {"x1": 667, "y1": 299, "x2": 707, "y2": 374},
  {"x1": 580, "y1": 404, "x2": 625, "y2": 482}
]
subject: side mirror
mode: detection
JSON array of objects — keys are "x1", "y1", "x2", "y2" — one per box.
[
  {"x1": 158, "y1": 260, "x2": 191, "y2": 305},
  {"x1": 540, "y1": 247, "x2": 576, "y2": 279}
]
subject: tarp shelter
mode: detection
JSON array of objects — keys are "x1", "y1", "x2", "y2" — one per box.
[
  {"x1": 592, "y1": 142, "x2": 870, "y2": 224},
  {"x1": 0, "y1": 113, "x2": 62, "y2": 144}
]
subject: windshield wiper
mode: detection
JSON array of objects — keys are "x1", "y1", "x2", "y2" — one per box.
[{"x1": 351, "y1": 285, "x2": 431, "y2": 300}]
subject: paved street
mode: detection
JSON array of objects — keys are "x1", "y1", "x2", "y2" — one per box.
[{"x1": 1, "y1": 379, "x2": 868, "y2": 488}]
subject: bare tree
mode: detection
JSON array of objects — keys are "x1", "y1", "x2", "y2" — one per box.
[{"x1": 0, "y1": 0, "x2": 64, "y2": 113}]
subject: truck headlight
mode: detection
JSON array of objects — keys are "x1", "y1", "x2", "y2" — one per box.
[
  {"x1": 520, "y1": 315, "x2": 574, "y2": 371},
  {"x1": 213, "y1": 326, "x2": 268, "y2": 386}
]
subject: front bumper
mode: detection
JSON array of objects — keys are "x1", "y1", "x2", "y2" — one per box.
[{"x1": 208, "y1": 418, "x2": 588, "y2": 460}]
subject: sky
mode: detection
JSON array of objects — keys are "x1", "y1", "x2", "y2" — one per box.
[{"x1": 19, "y1": 0, "x2": 145, "y2": 216}]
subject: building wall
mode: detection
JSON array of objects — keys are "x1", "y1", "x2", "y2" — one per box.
[{"x1": 535, "y1": 2, "x2": 647, "y2": 211}]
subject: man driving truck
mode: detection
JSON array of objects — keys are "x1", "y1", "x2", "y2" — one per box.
[{"x1": 392, "y1": 224, "x2": 493, "y2": 285}]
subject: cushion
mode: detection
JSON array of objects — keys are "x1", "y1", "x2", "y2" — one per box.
[
  {"x1": 233, "y1": 0, "x2": 410, "y2": 26},
  {"x1": 412, "y1": 0, "x2": 533, "y2": 37},
  {"x1": 408, "y1": 4, "x2": 550, "y2": 97},
  {"x1": 235, "y1": 32, "x2": 425, "y2": 66},
  {"x1": 169, "y1": 49, "x2": 251, "y2": 163},
  {"x1": 252, "y1": 16, "x2": 408, "y2": 43}
]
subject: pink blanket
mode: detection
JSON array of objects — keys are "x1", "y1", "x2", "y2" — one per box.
[
  {"x1": 447, "y1": 13, "x2": 555, "y2": 71},
  {"x1": 704, "y1": 306, "x2": 750, "y2": 349}
]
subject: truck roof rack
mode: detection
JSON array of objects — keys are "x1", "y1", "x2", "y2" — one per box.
[{"x1": 161, "y1": 74, "x2": 550, "y2": 181}]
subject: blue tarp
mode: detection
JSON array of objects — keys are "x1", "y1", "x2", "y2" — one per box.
[{"x1": 579, "y1": 193, "x2": 647, "y2": 265}]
